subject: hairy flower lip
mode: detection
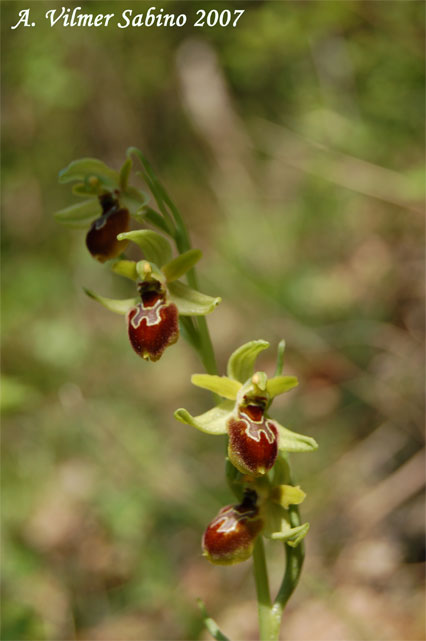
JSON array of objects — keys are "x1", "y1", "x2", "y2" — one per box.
[
  {"x1": 127, "y1": 292, "x2": 179, "y2": 361},
  {"x1": 227, "y1": 405, "x2": 278, "y2": 477},
  {"x1": 202, "y1": 492, "x2": 263, "y2": 565}
]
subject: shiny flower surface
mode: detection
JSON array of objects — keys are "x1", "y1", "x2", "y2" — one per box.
[
  {"x1": 202, "y1": 491, "x2": 263, "y2": 565},
  {"x1": 85, "y1": 194, "x2": 130, "y2": 262},
  {"x1": 127, "y1": 281, "x2": 179, "y2": 361}
]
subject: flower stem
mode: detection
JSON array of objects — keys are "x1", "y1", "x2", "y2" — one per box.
[{"x1": 252, "y1": 538, "x2": 277, "y2": 641}]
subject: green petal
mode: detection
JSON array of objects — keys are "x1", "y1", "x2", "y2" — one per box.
[
  {"x1": 162, "y1": 249, "x2": 202, "y2": 282},
  {"x1": 117, "y1": 230, "x2": 172, "y2": 267},
  {"x1": 59, "y1": 158, "x2": 120, "y2": 189},
  {"x1": 174, "y1": 401, "x2": 233, "y2": 435},
  {"x1": 271, "y1": 485, "x2": 306, "y2": 509},
  {"x1": 111, "y1": 260, "x2": 138, "y2": 281},
  {"x1": 227, "y1": 340, "x2": 270, "y2": 383},
  {"x1": 274, "y1": 420, "x2": 318, "y2": 453},
  {"x1": 191, "y1": 374, "x2": 241, "y2": 400},
  {"x1": 53, "y1": 199, "x2": 101, "y2": 228},
  {"x1": 84, "y1": 288, "x2": 137, "y2": 315},
  {"x1": 266, "y1": 376, "x2": 299, "y2": 398},
  {"x1": 167, "y1": 281, "x2": 221, "y2": 316}
]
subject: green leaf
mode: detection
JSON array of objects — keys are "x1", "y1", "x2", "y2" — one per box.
[
  {"x1": 111, "y1": 260, "x2": 138, "y2": 281},
  {"x1": 162, "y1": 249, "x2": 202, "y2": 282},
  {"x1": 53, "y1": 199, "x2": 101, "y2": 228},
  {"x1": 174, "y1": 401, "x2": 233, "y2": 435},
  {"x1": 167, "y1": 281, "x2": 221, "y2": 316},
  {"x1": 227, "y1": 340, "x2": 270, "y2": 383},
  {"x1": 117, "y1": 230, "x2": 172, "y2": 267},
  {"x1": 119, "y1": 158, "x2": 132, "y2": 190},
  {"x1": 59, "y1": 158, "x2": 119, "y2": 189},
  {"x1": 274, "y1": 420, "x2": 318, "y2": 453},
  {"x1": 266, "y1": 376, "x2": 299, "y2": 398},
  {"x1": 84, "y1": 288, "x2": 137, "y2": 315},
  {"x1": 191, "y1": 374, "x2": 241, "y2": 400},
  {"x1": 197, "y1": 599, "x2": 230, "y2": 641}
]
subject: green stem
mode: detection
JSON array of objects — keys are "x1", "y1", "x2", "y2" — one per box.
[
  {"x1": 252, "y1": 538, "x2": 277, "y2": 641},
  {"x1": 272, "y1": 532, "x2": 304, "y2": 622},
  {"x1": 270, "y1": 481, "x2": 305, "y2": 638}
]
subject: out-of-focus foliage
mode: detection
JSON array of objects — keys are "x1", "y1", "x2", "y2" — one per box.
[{"x1": 2, "y1": 1, "x2": 424, "y2": 639}]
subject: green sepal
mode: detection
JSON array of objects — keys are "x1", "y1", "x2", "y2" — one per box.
[
  {"x1": 162, "y1": 249, "x2": 202, "y2": 283},
  {"x1": 227, "y1": 340, "x2": 270, "y2": 383},
  {"x1": 271, "y1": 485, "x2": 306, "y2": 509},
  {"x1": 174, "y1": 400, "x2": 233, "y2": 435},
  {"x1": 266, "y1": 376, "x2": 299, "y2": 398},
  {"x1": 167, "y1": 281, "x2": 221, "y2": 316},
  {"x1": 83, "y1": 288, "x2": 137, "y2": 315},
  {"x1": 119, "y1": 158, "x2": 132, "y2": 191},
  {"x1": 117, "y1": 230, "x2": 172, "y2": 267},
  {"x1": 59, "y1": 158, "x2": 120, "y2": 189},
  {"x1": 275, "y1": 420, "x2": 318, "y2": 453},
  {"x1": 191, "y1": 374, "x2": 242, "y2": 400},
  {"x1": 53, "y1": 198, "x2": 101, "y2": 228},
  {"x1": 111, "y1": 260, "x2": 138, "y2": 281}
]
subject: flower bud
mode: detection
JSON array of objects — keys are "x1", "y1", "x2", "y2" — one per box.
[
  {"x1": 227, "y1": 403, "x2": 278, "y2": 477},
  {"x1": 86, "y1": 194, "x2": 130, "y2": 262},
  {"x1": 202, "y1": 491, "x2": 263, "y2": 565},
  {"x1": 127, "y1": 280, "x2": 179, "y2": 361}
]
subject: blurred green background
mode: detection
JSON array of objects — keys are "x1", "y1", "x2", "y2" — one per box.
[{"x1": 2, "y1": 1, "x2": 425, "y2": 639}]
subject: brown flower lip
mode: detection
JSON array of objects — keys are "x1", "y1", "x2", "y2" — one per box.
[
  {"x1": 127, "y1": 281, "x2": 179, "y2": 362},
  {"x1": 86, "y1": 194, "x2": 130, "y2": 262},
  {"x1": 227, "y1": 403, "x2": 278, "y2": 477},
  {"x1": 202, "y1": 491, "x2": 263, "y2": 565}
]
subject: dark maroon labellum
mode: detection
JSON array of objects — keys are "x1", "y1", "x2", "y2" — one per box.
[
  {"x1": 86, "y1": 196, "x2": 130, "y2": 263},
  {"x1": 227, "y1": 404, "x2": 278, "y2": 477},
  {"x1": 202, "y1": 494, "x2": 263, "y2": 565},
  {"x1": 127, "y1": 285, "x2": 179, "y2": 361}
]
